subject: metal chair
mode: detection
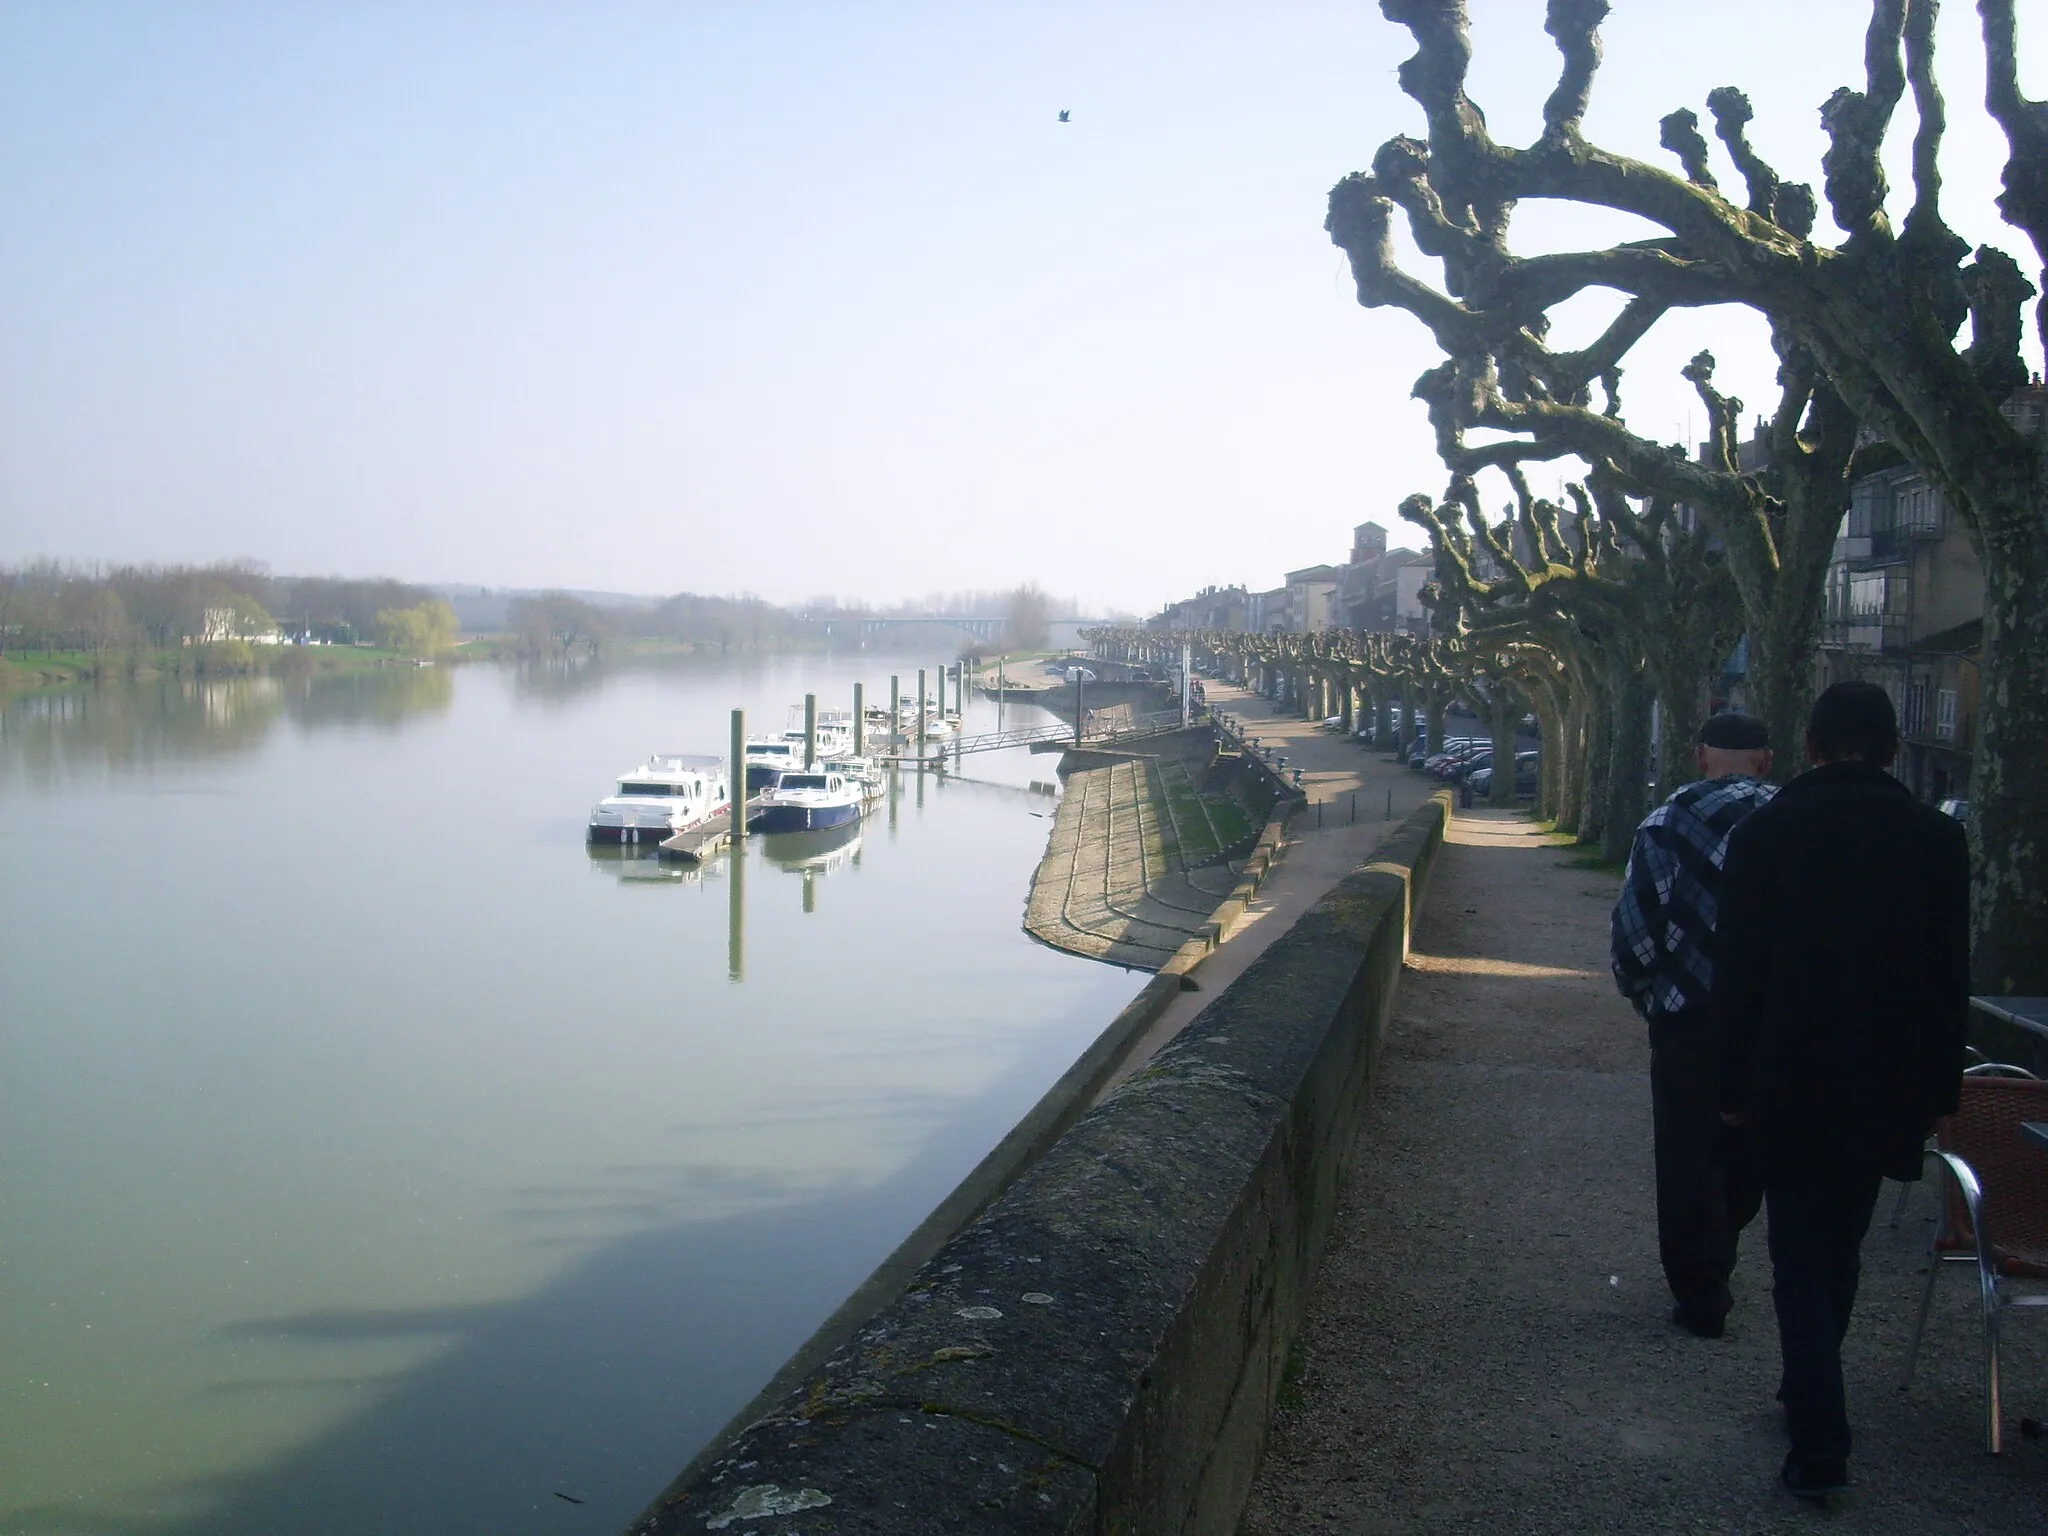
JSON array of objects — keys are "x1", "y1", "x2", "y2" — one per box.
[
  {"x1": 1888, "y1": 1055, "x2": 2039, "y2": 1229},
  {"x1": 1901, "y1": 1073, "x2": 2048, "y2": 1453}
]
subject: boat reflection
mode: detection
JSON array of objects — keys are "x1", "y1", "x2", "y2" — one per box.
[
  {"x1": 582, "y1": 845, "x2": 706, "y2": 886},
  {"x1": 760, "y1": 824, "x2": 862, "y2": 914}
]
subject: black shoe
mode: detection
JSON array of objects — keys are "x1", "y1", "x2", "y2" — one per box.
[
  {"x1": 1671, "y1": 1302, "x2": 1726, "y2": 1339},
  {"x1": 1781, "y1": 1454, "x2": 1849, "y2": 1500}
]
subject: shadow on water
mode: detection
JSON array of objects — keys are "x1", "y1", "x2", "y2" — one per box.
[{"x1": 19, "y1": 1076, "x2": 1050, "y2": 1536}]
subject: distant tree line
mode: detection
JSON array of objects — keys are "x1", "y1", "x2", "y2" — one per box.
[
  {"x1": 2, "y1": 564, "x2": 1092, "y2": 673},
  {"x1": 501, "y1": 590, "x2": 825, "y2": 659},
  {"x1": 0, "y1": 561, "x2": 458, "y2": 659}
]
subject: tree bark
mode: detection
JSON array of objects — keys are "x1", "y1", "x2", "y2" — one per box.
[
  {"x1": 1578, "y1": 673, "x2": 1612, "y2": 849},
  {"x1": 1488, "y1": 690, "x2": 1522, "y2": 809},
  {"x1": 1966, "y1": 470, "x2": 2048, "y2": 993},
  {"x1": 1601, "y1": 656, "x2": 1654, "y2": 864}
]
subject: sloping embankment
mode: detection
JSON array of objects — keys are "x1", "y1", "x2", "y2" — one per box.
[
  {"x1": 1023, "y1": 728, "x2": 1274, "y2": 970},
  {"x1": 629, "y1": 790, "x2": 1453, "y2": 1536}
]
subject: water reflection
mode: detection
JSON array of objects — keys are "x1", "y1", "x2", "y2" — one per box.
[
  {"x1": 761, "y1": 825, "x2": 862, "y2": 915},
  {"x1": 0, "y1": 666, "x2": 454, "y2": 785},
  {"x1": 582, "y1": 846, "x2": 707, "y2": 887},
  {"x1": 0, "y1": 661, "x2": 1132, "y2": 1536}
]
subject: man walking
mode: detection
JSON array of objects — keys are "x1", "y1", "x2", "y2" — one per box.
[
  {"x1": 1612, "y1": 712, "x2": 1776, "y2": 1338},
  {"x1": 1715, "y1": 681, "x2": 1969, "y2": 1498}
]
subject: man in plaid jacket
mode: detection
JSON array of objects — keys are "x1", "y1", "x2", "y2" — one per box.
[{"x1": 1611, "y1": 712, "x2": 1777, "y2": 1338}]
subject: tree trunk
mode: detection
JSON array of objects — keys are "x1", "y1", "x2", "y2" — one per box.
[
  {"x1": 1601, "y1": 657, "x2": 1653, "y2": 865},
  {"x1": 1965, "y1": 473, "x2": 2048, "y2": 995},
  {"x1": 1377, "y1": 682, "x2": 1398, "y2": 752},
  {"x1": 1748, "y1": 617, "x2": 1823, "y2": 786},
  {"x1": 1555, "y1": 689, "x2": 1588, "y2": 836},
  {"x1": 1488, "y1": 690, "x2": 1522, "y2": 809},
  {"x1": 1525, "y1": 674, "x2": 1567, "y2": 823},
  {"x1": 1578, "y1": 674, "x2": 1611, "y2": 848},
  {"x1": 1648, "y1": 658, "x2": 1708, "y2": 802}
]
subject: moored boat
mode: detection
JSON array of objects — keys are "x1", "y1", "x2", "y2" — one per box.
[
  {"x1": 751, "y1": 768, "x2": 864, "y2": 832},
  {"x1": 587, "y1": 754, "x2": 730, "y2": 846}
]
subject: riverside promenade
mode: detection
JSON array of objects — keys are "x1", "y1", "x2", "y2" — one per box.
[
  {"x1": 1239, "y1": 810, "x2": 2046, "y2": 1532},
  {"x1": 1090, "y1": 683, "x2": 1442, "y2": 1089},
  {"x1": 1020, "y1": 685, "x2": 1437, "y2": 971}
]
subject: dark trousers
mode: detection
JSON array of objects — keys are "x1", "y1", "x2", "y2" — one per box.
[
  {"x1": 1765, "y1": 1164, "x2": 1885, "y2": 1468},
  {"x1": 1649, "y1": 1008, "x2": 1764, "y2": 1317}
]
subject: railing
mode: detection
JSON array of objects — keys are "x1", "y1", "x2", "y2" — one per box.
[{"x1": 875, "y1": 709, "x2": 1200, "y2": 760}]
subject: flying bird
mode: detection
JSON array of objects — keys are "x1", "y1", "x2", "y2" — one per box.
[{"x1": 1057, "y1": 109, "x2": 1070, "y2": 123}]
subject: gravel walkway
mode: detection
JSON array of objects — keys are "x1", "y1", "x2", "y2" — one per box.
[{"x1": 1238, "y1": 810, "x2": 2047, "y2": 1533}]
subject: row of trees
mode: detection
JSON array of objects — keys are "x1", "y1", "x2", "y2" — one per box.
[
  {"x1": 1353, "y1": 0, "x2": 2048, "y2": 998},
  {"x1": 0, "y1": 562, "x2": 450, "y2": 656},
  {"x1": 1113, "y1": 3, "x2": 2048, "y2": 995},
  {"x1": 500, "y1": 590, "x2": 827, "y2": 659}
]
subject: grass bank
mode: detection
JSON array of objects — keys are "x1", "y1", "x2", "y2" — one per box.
[{"x1": 0, "y1": 643, "x2": 445, "y2": 693}]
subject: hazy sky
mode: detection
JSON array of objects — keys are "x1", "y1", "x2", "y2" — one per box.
[{"x1": 4, "y1": 2, "x2": 2041, "y2": 613}]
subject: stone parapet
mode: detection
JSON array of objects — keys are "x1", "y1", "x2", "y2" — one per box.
[{"x1": 630, "y1": 791, "x2": 1455, "y2": 1536}]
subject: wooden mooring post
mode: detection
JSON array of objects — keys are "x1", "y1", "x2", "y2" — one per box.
[
  {"x1": 728, "y1": 706, "x2": 746, "y2": 981},
  {"x1": 852, "y1": 681, "x2": 865, "y2": 757}
]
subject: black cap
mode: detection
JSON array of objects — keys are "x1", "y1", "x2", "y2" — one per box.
[{"x1": 1697, "y1": 712, "x2": 1770, "y2": 750}]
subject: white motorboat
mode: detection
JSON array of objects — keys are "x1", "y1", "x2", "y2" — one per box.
[
  {"x1": 743, "y1": 736, "x2": 803, "y2": 792},
  {"x1": 752, "y1": 768, "x2": 865, "y2": 832},
  {"x1": 587, "y1": 754, "x2": 730, "y2": 847}
]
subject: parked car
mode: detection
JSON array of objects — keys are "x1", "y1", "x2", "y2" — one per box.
[
  {"x1": 1421, "y1": 738, "x2": 1485, "y2": 774},
  {"x1": 1432, "y1": 744, "x2": 1493, "y2": 779},
  {"x1": 1937, "y1": 797, "x2": 1970, "y2": 822},
  {"x1": 1467, "y1": 751, "x2": 1541, "y2": 797},
  {"x1": 1443, "y1": 751, "x2": 1494, "y2": 783}
]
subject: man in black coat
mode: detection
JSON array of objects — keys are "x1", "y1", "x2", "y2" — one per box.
[{"x1": 1715, "y1": 681, "x2": 1969, "y2": 1499}]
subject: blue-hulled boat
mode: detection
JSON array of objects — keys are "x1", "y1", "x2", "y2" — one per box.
[{"x1": 751, "y1": 768, "x2": 864, "y2": 832}]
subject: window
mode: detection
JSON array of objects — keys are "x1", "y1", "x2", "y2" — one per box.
[{"x1": 1936, "y1": 688, "x2": 1959, "y2": 742}]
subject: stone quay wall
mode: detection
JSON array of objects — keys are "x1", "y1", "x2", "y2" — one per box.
[{"x1": 629, "y1": 789, "x2": 1455, "y2": 1536}]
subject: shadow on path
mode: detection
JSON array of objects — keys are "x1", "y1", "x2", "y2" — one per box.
[{"x1": 1241, "y1": 811, "x2": 2045, "y2": 1534}]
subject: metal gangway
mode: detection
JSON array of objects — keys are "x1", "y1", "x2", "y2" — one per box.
[{"x1": 873, "y1": 709, "x2": 1200, "y2": 763}]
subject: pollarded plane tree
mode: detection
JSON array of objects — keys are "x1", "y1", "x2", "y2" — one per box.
[
  {"x1": 1328, "y1": 85, "x2": 1862, "y2": 778},
  {"x1": 1358, "y1": 629, "x2": 1434, "y2": 754},
  {"x1": 1403, "y1": 465, "x2": 1735, "y2": 852},
  {"x1": 1404, "y1": 478, "x2": 1622, "y2": 828},
  {"x1": 1407, "y1": 461, "x2": 1744, "y2": 810},
  {"x1": 1328, "y1": 0, "x2": 2048, "y2": 991}
]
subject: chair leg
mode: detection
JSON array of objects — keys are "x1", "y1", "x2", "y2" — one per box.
[
  {"x1": 1982, "y1": 1278, "x2": 2003, "y2": 1455},
  {"x1": 1903, "y1": 1250, "x2": 1944, "y2": 1388}
]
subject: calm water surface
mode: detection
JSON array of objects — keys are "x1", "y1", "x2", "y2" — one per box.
[{"x1": 0, "y1": 655, "x2": 1137, "y2": 1535}]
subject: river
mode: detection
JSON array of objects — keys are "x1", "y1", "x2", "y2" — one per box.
[{"x1": 0, "y1": 654, "x2": 1138, "y2": 1535}]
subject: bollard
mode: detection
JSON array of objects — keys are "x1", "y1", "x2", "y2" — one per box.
[
  {"x1": 1351, "y1": 790, "x2": 1357, "y2": 823},
  {"x1": 1386, "y1": 788, "x2": 1393, "y2": 820},
  {"x1": 1317, "y1": 799, "x2": 1323, "y2": 828}
]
